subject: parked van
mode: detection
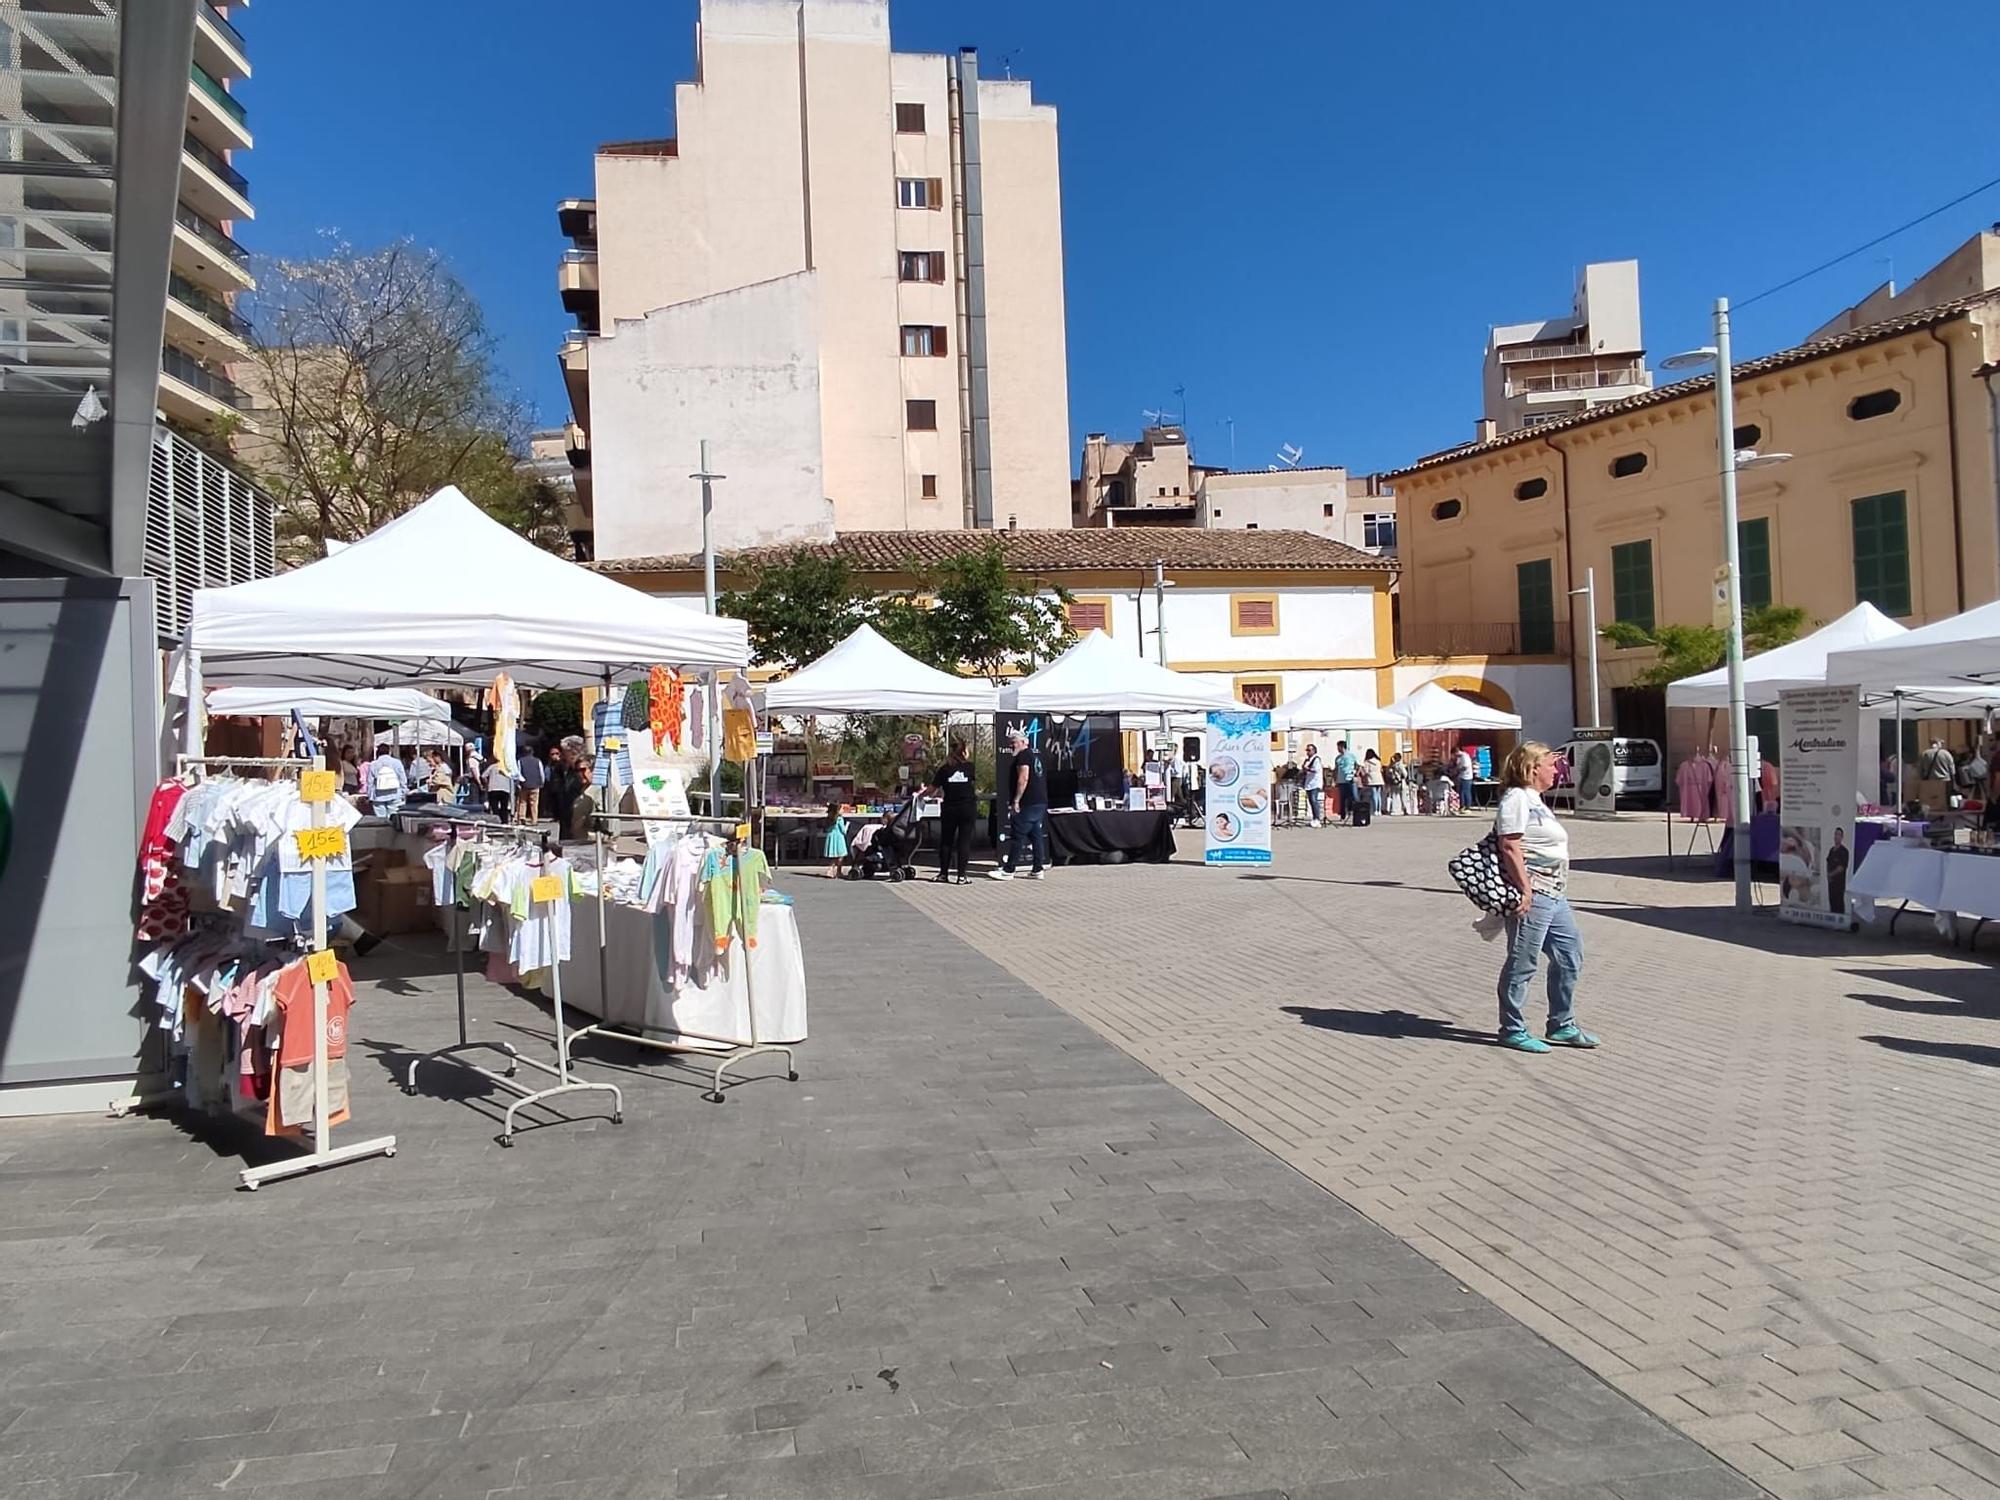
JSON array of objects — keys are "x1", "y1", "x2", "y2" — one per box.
[{"x1": 1557, "y1": 736, "x2": 1664, "y2": 806}]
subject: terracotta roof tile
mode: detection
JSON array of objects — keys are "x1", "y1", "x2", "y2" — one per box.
[
  {"x1": 1388, "y1": 288, "x2": 2000, "y2": 478},
  {"x1": 593, "y1": 528, "x2": 1391, "y2": 576}
]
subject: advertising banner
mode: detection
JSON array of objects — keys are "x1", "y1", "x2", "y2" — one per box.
[
  {"x1": 1570, "y1": 727, "x2": 1616, "y2": 815},
  {"x1": 1777, "y1": 685, "x2": 1861, "y2": 930},
  {"x1": 1204, "y1": 710, "x2": 1273, "y2": 865}
]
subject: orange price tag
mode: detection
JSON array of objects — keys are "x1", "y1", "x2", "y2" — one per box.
[
  {"x1": 304, "y1": 948, "x2": 339, "y2": 985},
  {"x1": 298, "y1": 769, "x2": 338, "y2": 803},
  {"x1": 530, "y1": 874, "x2": 563, "y2": 904},
  {"x1": 293, "y1": 826, "x2": 348, "y2": 861}
]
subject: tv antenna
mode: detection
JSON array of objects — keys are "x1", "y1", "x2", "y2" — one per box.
[
  {"x1": 998, "y1": 49, "x2": 1021, "y2": 79},
  {"x1": 1274, "y1": 442, "x2": 1305, "y2": 469}
]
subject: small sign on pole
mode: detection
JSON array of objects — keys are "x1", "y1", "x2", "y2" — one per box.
[{"x1": 1711, "y1": 564, "x2": 1733, "y2": 629}]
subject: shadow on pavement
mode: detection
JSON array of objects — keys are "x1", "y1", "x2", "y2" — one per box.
[
  {"x1": 1283, "y1": 1004, "x2": 1496, "y2": 1046},
  {"x1": 1846, "y1": 964, "x2": 2000, "y2": 1017},
  {"x1": 1576, "y1": 900, "x2": 1943, "y2": 959},
  {"x1": 1570, "y1": 853, "x2": 1735, "y2": 885},
  {"x1": 1865, "y1": 1034, "x2": 2000, "y2": 1069}
]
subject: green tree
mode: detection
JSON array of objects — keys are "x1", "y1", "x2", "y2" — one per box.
[
  {"x1": 885, "y1": 542, "x2": 1076, "y2": 681},
  {"x1": 1600, "y1": 604, "x2": 1809, "y2": 686},
  {"x1": 718, "y1": 553, "x2": 871, "y2": 671}
]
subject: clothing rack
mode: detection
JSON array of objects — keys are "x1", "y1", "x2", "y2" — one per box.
[
  {"x1": 570, "y1": 811, "x2": 798, "y2": 1103},
  {"x1": 135, "y1": 755, "x2": 397, "y2": 1190},
  {"x1": 401, "y1": 816, "x2": 522, "y2": 1102},
  {"x1": 404, "y1": 821, "x2": 623, "y2": 1145}
]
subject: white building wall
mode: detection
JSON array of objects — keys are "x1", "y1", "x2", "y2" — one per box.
[
  {"x1": 1390, "y1": 661, "x2": 1575, "y2": 745},
  {"x1": 591, "y1": 273, "x2": 832, "y2": 559}
]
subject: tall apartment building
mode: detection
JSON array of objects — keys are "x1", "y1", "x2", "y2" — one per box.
[
  {"x1": 555, "y1": 0, "x2": 1071, "y2": 562},
  {"x1": 0, "y1": 0, "x2": 272, "y2": 635},
  {"x1": 1482, "y1": 260, "x2": 1652, "y2": 435}
]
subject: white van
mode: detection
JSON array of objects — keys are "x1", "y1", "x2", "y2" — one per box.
[{"x1": 1558, "y1": 737, "x2": 1664, "y2": 806}]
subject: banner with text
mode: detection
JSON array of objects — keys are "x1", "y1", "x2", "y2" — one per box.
[
  {"x1": 1777, "y1": 685, "x2": 1860, "y2": 930},
  {"x1": 1204, "y1": 710, "x2": 1273, "y2": 865}
]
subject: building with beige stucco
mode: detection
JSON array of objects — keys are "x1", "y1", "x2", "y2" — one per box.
[
  {"x1": 555, "y1": 0, "x2": 1071, "y2": 563},
  {"x1": 1388, "y1": 251, "x2": 2000, "y2": 756}
]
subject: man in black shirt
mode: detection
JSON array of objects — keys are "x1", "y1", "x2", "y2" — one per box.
[
  {"x1": 989, "y1": 727, "x2": 1048, "y2": 880},
  {"x1": 928, "y1": 739, "x2": 978, "y2": 884}
]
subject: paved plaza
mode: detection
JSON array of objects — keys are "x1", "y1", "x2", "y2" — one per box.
[
  {"x1": 0, "y1": 861, "x2": 1748, "y2": 1500},
  {"x1": 895, "y1": 810, "x2": 2000, "y2": 1499}
]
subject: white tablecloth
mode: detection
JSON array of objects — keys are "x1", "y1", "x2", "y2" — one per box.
[
  {"x1": 552, "y1": 897, "x2": 808, "y2": 1047},
  {"x1": 1849, "y1": 843, "x2": 2000, "y2": 937}
]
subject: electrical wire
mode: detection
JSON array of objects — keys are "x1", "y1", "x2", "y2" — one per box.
[{"x1": 1735, "y1": 171, "x2": 2000, "y2": 310}]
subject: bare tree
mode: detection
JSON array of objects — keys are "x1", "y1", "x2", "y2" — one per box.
[{"x1": 242, "y1": 237, "x2": 557, "y2": 562}]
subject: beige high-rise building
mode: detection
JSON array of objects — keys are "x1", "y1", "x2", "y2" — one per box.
[
  {"x1": 555, "y1": 0, "x2": 1071, "y2": 562},
  {"x1": 1483, "y1": 260, "x2": 1653, "y2": 435}
]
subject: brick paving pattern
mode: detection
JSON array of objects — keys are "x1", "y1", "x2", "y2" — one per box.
[
  {"x1": 895, "y1": 811, "x2": 2000, "y2": 1499},
  {"x1": 0, "y1": 877, "x2": 1740, "y2": 1498}
]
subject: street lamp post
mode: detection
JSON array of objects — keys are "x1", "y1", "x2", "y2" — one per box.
[
  {"x1": 1663, "y1": 301, "x2": 1792, "y2": 913},
  {"x1": 1567, "y1": 567, "x2": 1601, "y2": 729},
  {"x1": 691, "y1": 439, "x2": 726, "y2": 813}
]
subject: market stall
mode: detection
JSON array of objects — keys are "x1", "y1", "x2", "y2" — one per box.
[
  {"x1": 999, "y1": 631, "x2": 1238, "y2": 863},
  {"x1": 138, "y1": 486, "x2": 767, "y2": 1185},
  {"x1": 1381, "y1": 682, "x2": 1523, "y2": 809},
  {"x1": 1272, "y1": 681, "x2": 1404, "y2": 734}
]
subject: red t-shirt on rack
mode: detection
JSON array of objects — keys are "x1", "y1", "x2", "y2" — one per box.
[{"x1": 272, "y1": 960, "x2": 354, "y2": 1069}]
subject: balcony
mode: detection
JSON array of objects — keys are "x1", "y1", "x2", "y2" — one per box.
[
  {"x1": 159, "y1": 344, "x2": 251, "y2": 429},
  {"x1": 1400, "y1": 620, "x2": 1573, "y2": 658},
  {"x1": 171, "y1": 205, "x2": 254, "y2": 294},
  {"x1": 179, "y1": 132, "x2": 253, "y2": 223},
  {"x1": 1505, "y1": 367, "x2": 1647, "y2": 398},
  {"x1": 187, "y1": 62, "x2": 252, "y2": 153},
  {"x1": 557, "y1": 198, "x2": 597, "y2": 242},
  {"x1": 166, "y1": 273, "x2": 250, "y2": 356},
  {"x1": 1497, "y1": 340, "x2": 1595, "y2": 364},
  {"x1": 564, "y1": 420, "x2": 589, "y2": 467},
  {"x1": 559, "y1": 334, "x2": 590, "y2": 425},
  {"x1": 194, "y1": 0, "x2": 251, "y2": 80},
  {"x1": 558, "y1": 249, "x2": 599, "y2": 330}
]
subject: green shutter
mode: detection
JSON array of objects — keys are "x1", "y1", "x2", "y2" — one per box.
[
  {"x1": 1611, "y1": 539, "x2": 1655, "y2": 634},
  {"x1": 1852, "y1": 491, "x2": 1911, "y2": 617},
  {"x1": 1737, "y1": 517, "x2": 1772, "y2": 612},
  {"x1": 1516, "y1": 558, "x2": 1556, "y2": 655}
]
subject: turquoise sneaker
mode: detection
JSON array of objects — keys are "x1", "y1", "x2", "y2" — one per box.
[
  {"x1": 1546, "y1": 1024, "x2": 1600, "y2": 1049},
  {"x1": 1499, "y1": 1030, "x2": 1551, "y2": 1054}
]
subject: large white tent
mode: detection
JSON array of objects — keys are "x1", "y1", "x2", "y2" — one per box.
[
  {"x1": 999, "y1": 630, "x2": 1240, "y2": 715},
  {"x1": 1826, "y1": 598, "x2": 2000, "y2": 693},
  {"x1": 207, "y1": 686, "x2": 452, "y2": 721},
  {"x1": 1272, "y1": 679, "x2": 1404, "y2": 733},
  {"x1": 1386, "y1": 681, "x2": 1523, "y2": 732},
  {"x1": 1670, "y1": 603, "x2": 2000, "y2": 715},
  {"x1": 764, "y1": 624, "x2": 998, "y2": 716},
  {"x1": 374, "y1": 720, "x2": 470, "y2": 748},
  {"x1": 186, "y1": 487, "x2": 748, "y2": 688}
]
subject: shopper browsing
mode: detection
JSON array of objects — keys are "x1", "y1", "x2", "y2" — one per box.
[
  {"x1": 989, "y1": 727, "x2": 1048, "y2": 881},
  {"x1": 1493, "y1": 740, "x2": 1598, "y2": 1054},
  {"x1": 484, "y1": 757, "x2": 515, "y2": 821},
  {"x1": 1363, "y1": 749, "x2": 1384, "y2": 815},
  {"x1": 1301, "y1": 743, "x2": 1325, "y2": 827},
  {"x1": 368, "y1": 746, "x2": 408, "y2": 817},
  {"x1": 928, "y1": 740, "x2": 977, "y2": 884},
  {"x1": 515, "y1": 745, "x2": 545, "y2": 822},
  {"x1": 1333, "y1": 740, "x2": 1358, "y2": 824},
  {"x1": 1351, "y1": 748, "x2": 1376, "y2": 827},
  {"x1": 822, "y1": 800, "x2": 850, "y2": 880},
  {"x1": 563, "y1": 761, "x2": 599, "y2": 841},
  {"x1": 1454, "y1": 745, "x2": 1476, "y2": 815}
]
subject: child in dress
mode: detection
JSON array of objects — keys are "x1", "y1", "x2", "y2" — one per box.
[{"x1": 822, "y1": 801, "x2": 849, "y2": 879}]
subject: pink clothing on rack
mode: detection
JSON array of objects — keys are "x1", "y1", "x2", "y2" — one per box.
[
  {"x1": 1714, "y1": 757, "x2": 1735, "y2": 828},
  {"x1": 1675, "y1": 757, "x2": 1715, "y2": 820}
]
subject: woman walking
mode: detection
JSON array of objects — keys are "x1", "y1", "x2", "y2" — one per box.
[
  {"x1": 928, "y1": 739, "x2": 977, "y2": 883},
  {"x1": 1494, "y1": 741, "x2": 1599, "y2": 1054}
]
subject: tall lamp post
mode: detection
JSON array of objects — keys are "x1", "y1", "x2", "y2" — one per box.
[
  {"x1": 1663, "y1": 299, "x2": 1792, "y2": 913},
  {"x1": 691, "y1": 439, "x2": 726, "y2": 814},
  {"x1": 1568, "y1": 567, "x2": 1601, "y2": 729}
]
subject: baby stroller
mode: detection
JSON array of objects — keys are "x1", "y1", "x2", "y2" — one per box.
[{"x1": 849, "y1": 800, "x2": 923, "y2": 881}]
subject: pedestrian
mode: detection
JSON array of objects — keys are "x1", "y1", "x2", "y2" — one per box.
[
  {"x1": 564, "y1": 761, "x2": 599, "y2": 842},
  {"x1": 1351, "y1": 747, "x2": 1376, "y2": 827},
  {"x1": 367, "y1": 743, "x2": 408, "y2": 818},
  {"x1": 928, "y1": 739, "x2": 977, "y2": 884},
  {"x1": 544, "y1": 745, "x2": 573, "y2": 833},
  {"x1": 337, "y1": 746, "x2": 360, "y2": 796},
  {"x1": 515, "y1": 743, "x2": 545, "y2": 822},
  {"x1": 423, "y1": 748, "x2": 453, "y2": 797},
  {"x1": 484, "y1": 757, "x2": 515, "y2": 821},
  {"x1": 1363, "y1": 749, "x2": 1384, "y2": 815},
  {"x1": 1300, "y1": 742, "x2": 1325, "y2": 827},
  {"x1": 1453, "y1": 744, "x2": 1476, "y2": 816},
  {"x1": 988, "y1": 727, "x2": 1049, "y2": 881},
  {"x1": 1333, "y1": 739, "x2": 1358, "y2": 824},
  {"x1": 822, "y1": 799, "x2": 850, "y2": 880},
  {"x1": 1493, "y1": 740, "x2": 1598, "y2": 1054}
]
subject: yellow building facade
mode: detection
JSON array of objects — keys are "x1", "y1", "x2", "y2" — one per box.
[{"x1": 1391, "y1": 291, "x2": 2000, "y2": 749}]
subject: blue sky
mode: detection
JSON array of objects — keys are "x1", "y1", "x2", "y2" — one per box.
[{"x1": 242, "y1": 1, "x2": 2000, "y2": 476}]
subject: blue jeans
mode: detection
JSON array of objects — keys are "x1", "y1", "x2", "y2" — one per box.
[
  {"x1": 1337, "y1": 780, "x2": 1356, "y2": 821},
  {"x1": 1498, "y1": 892, "x2": 1582, "y2": 1037},
  {"x1": 1305, "y1": 788, "x2": 1324, "y2": 822},
  {"x1": 1457, "y1": 776, "x2": 1475, "y2": 813},
  {"x1": 1004, "y1": 803, "x2": 1047, "y2": 873}
]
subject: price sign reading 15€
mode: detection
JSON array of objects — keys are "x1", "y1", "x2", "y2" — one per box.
[
  {"x1": 294, "y1": 826, "x2": 348, "y2": 861},
  {"x1": 298, "y1": 769, "x2": 338, "y2": 803},
  {"x1": 530, "y1": 874, "x2": 563, "y2": 904},
  {"x1": 304, "y1": 948, "x2": 339, "y2": 984}
]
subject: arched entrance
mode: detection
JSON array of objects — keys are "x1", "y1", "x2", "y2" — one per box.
[{"x1": 1413, "y1": 675, "x2": 1519, "y2": 782}]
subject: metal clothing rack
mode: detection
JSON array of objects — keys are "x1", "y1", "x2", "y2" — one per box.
[
  {"x1": 121, "y1": 755, "x2": 398, "y2": 1190},
  {"x1": 401, "y1": 816, "x2": 522, "y2": 1101},
  {"x1": 1665, "y1": 805, "x2": 1719, "y2": 867},
  {"x1": 404, "y1": 822, "x2": 622, "y2": 1144},
  {"x1": 569, "y1": 811, "x2": 798, "y2": 1103}
]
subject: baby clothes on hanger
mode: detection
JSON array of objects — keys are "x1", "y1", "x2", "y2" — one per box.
[{"x1": 701, "y1": 845, "x2": 771, "y2": 951}]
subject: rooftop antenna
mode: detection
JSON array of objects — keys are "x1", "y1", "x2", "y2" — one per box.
[
  {"x1": 998, "y1": 49, "x2": 1021, "y2": 79},
  {"x1": 1275, "y1": 442, "x2": 1304, "y2": 469}
]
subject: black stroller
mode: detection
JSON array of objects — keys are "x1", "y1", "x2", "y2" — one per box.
[{"x1": 848, "y1": 800, "x2": 924, "y2": 881}]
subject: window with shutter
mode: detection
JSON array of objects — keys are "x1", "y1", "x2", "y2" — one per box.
[
  {"x1": 1610, "y1": 539, "x2": 1655, "y2": 633},
  {"x1": 1516, "y1": 558, "x2": 1556, "y2": 655},
  {"x1": 921, "y1": 474, "x2": 938, "y2": 498},
  {"x1": 1069, "y1": 599, "x2": 1110, "y2": 633},
  {"x1": 930, "y1": 325, "x2": 947, "y2": 356},
  {"x1": 1738, "y1": 517, "x2": 1773, "y2": 612},
  {"x1": 895, "y1": 102, "x2": 925, "y2": 133},
  {"x1": 905, "y1": 399, "x2": 937, "y2": 431},
  {"x1": 899, "y1": 325, "x2": 935, "y2": 356},
  {"x1": 1851, "y1": 491, "x2": 1911, "y2": 616},
  {"x1": 1231, "y1": 595, "x2": 1279, "y2": 635}
]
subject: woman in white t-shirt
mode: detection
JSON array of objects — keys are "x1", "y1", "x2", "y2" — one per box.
[{"x1": 1493, "y1": 740, "x2": 1599, "y2": 1054}]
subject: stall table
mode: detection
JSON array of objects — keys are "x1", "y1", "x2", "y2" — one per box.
[
  {"x1": 1043, "y1": 807, "x2": 1177, "y2": 866},
  {"x1": 1849, "y1": 841, "x2": 2000, "y2": 945}
]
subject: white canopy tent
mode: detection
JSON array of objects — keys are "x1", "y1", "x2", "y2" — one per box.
[
  {"x1": 186, "y1": 487, "x2": 748, "y2": 689},
  {"x1": 999, "y1": 630, "x2": 1240, "y2": 716},
  {"x1": 764, "y1": 624, "x2": 998, "y2": 716},
  {"x1": 207, "y1": 686, "x2": 453, "y2": 722},
  {"x1": 1272, "y1": 679, "x2": 1404, "y2": 733},
  {"x1": 1386, "y1": 681, "x2": 1523, "y2": 732},
  {"x1": 1826, "y1": 598, "x2": 2000, "y2": 693}
]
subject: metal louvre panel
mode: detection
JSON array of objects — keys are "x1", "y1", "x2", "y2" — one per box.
[{"x1": 138, "y1": 428, "x2": 278, "y2": 641}]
